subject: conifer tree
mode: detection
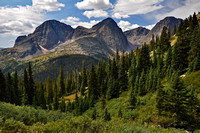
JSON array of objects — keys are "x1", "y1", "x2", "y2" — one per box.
[
  {"x1": 159, "y1": 26, "x2": 170, "y2": 54},
  {"x1": 80, "y1": 62, "x2": 87, "y2": 96},
  {"x1": 173, "y1": 24, "x2": 177, "y2": 35},
  {"x1": 13, "y1": 71, "x2": 20, "y2": 105},
  {"x1": 138, "y1": 70, "x2": 146, "y2": 96},
  {"x1": 65, "y1": 73, "x2": 72, "y2": 94},
  {"x1": 193, "y1": 53, "x2": 200, "y2": 72},
  {"x1": 6, "y1": 72, "x2": 12, "y2": 103},
  {"x1": 59, "y1": 97, "x2": 66, "y2": 112},
  {"x1": 88, "y1": 64, "x2": 98, "y2": 101},
  {"x1": 53, "y1": 95, "x2": 59, "y2": 110},
  {"x1": 128, "y1": 56, "x2": 136, "y2": 90},
  {"x1": 0, "y1": 69, "x2": 6, "y2": 102},
  {"x1": 165, "y1": 72, "x2": 190, "y2": 126},
  {"x1": 28, "y1": 62, "x2": 35, "y2": 105},
  {"x1": 150, "y1": 34, "x2": 155, "y2": 51},
  {"x1": 58, "y1": 65, "x2": 65, "y2": 97},
  {"x1": 46, "y1": 76, "x2": 53, "y2": 104},
  {"x1": 39, "y1": 84, "x2": 47, "y2": 109},
  {"x1": 21, "y1": 86, "x2": 28, "y2": 106},
  {"x1": 119, "y1": 51, "x2": 128, "y2": 91},
  {"x1": 165, "y1": 47, "x2": 172, "y2": 69},
  {"x1": 188, "y1": 27, "x2": 200, "y2": 62},
  {"x1": 129, "y1": 89, "x2": 137, "y2": 109}
]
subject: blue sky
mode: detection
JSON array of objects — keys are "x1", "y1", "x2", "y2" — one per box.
[{"x1": 0, "y1": 0, "x2": 199, "y2": 48}]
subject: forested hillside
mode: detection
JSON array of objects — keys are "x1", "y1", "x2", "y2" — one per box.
[{"x1": 0, "y1": 13, "x2": 200, "y2": 132}]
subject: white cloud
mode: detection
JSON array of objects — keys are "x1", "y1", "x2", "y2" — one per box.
[
  {"x1": 0, "y1": 0, "x2": 65, "y2": 37},
  {"x1": 32, "y1": 0, "x2": 65, "y2": 12},
  {"x1": 76, "y1": 0, "x2": 112, "y2": 10},
  {"x1": 112, "y1": 13, "x2": 129, "y2": 19},
  {"x1": 61, "y1": 17, "x2": 100, "y2": 28},
  {"x1": 75, "y1": 0, "x2": 112, "y2": 18},
  {"x1": 83, "y1": 10, "x2": 108, "y2": 19},
  {"x1": 144, "y1": 24, "x2": 155, "y2": 30},
  {"x1": 118, "y1": 20, "x2": 140, "y2": 31},
  {"x1": 113, "y1": 0, "x2": 164, "y2": 19},
  {"x1": 156, "y1": 0, "x2": 200, "y2": 20}
]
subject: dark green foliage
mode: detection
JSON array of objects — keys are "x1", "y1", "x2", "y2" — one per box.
[
  {"x1": 53, "y1": 95, "x2": 59, "y2": 110},
  {"x1": 159, "y1": 26, "x2": 170, "y2": 54},
  {"x1": 0, "y1": 69, "x2": 6, "y2": 102},
  {"x1": 119, "y1": 51, "x2": 128, "y2": 91},
  {"x1": 104, "y1": 108, "x2": 111, "y2": 121},
  {"x1": 59, "y1": 97, "x2": 66, "y2": 112},
  {"x1": 6, "y1": 72, "x2": 12, "y2": 103},
  {"x1": 150, "y1": 34, "x2": 155, "y2": 51},
  {"x1": 58, "y1": 65, "x2": 65, "y2": 97},
  {"x1": 91, "y1": 108, "x2": 97, "y2": 120},
  {"x1": 88, "y1": 64, "x2": 98, "y2": 105},
  {"x1": 193, "y1": 53, "x2": 200, "y2": 72},
  {"x1": 80, "y1": 62, "x2": 87, "y2": 96},
  {"x1": 65, "y1": 73, "x2": 72, "y2": 94},
  {"x1": 165, "y1": 47, "x2": 172, "y2": 69},
  {"x1": 46, "y1": 76, "x2": 53, "y2": 104},
  {"x1": 188, "y1": 27, "x2": 200, "y2": 62},
  {"x1": 39, "y1": 84, "x2": 47, "y2": 109},
  {"x1": 106, "y1": 79, "x2": 119, "y2": 100},
  {"x1": 129, "y1": 89, "x2": 137, "y2": 109},
  {"x1": 21, "y1": 87, "x2": 28, "y2": 106},
  {"x1": 28, "y1": 62, "x2": 35, "y2": 105},
  {"x1": 13, "y1": 71, "x2": 20, "y2": 105},
  {"x1": 173, "y1": 24, "x2": 177, "y2": 35},
  {"x1": 138, "y1": 70, "x2": 146, "y2": 96}
]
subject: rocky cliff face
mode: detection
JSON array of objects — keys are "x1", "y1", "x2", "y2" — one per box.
[
  {"x1": 14, "y1": 20, "x2": 74, "y2": 50},
  {"x1": 92, "y1": 18, "x2": 129, "y2": 51},
  {"x1": 124, "y1": 27, "x2": 150, "y2": 46}
]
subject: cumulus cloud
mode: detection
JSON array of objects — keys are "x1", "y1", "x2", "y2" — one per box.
[
  {"x1": 83, "y1": 10, "x2": 108, "y2": 19},
  {"x1": 113, "y1": 0, "x2": 164, "y2": 19},
  {"x1": 76, "y1": 0, "x2": 112, "y2": 10},
  {"x1": 0, "y1": 0, "x2": 64, "y2": 37},
  {"x1": 112, "y1": 13, "x2": 129, "y2": 19},
  {"x1": 32, "y1": 0, "x2": 65, "y2": 12},
  {"x1": 118, "y1": 20, "x2": 140, "y2": 31},
  {"x1": 61, "y1": 16, "x2": 100, "y2": 28},
  {"x1": 75, "y1": 0, "x2": 112, "y2": 18},
  {"x1": 156, "y1": 0, "x2": 200, "y2": 20}
]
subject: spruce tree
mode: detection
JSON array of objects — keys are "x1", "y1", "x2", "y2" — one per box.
[
  {"x1": 28, "y1": 62, "x2": 35, "y2": 105},
  {"x1": 59, "y1": 97, "x2": 66, "y2": 112},
  {"x1": 88, "y1": 64, "x2": 98, "y2": 102},
  {"x1": 80, "y1": 62, "x2": 87, "y2": 96},
  {"x1": 13, "y1": 71, "x2": 20, "y2": 105},
  {"x1": 119, "y1": 51, "x2": 128, "y2": 91},
  {"x1": 24, "y1": 69, "x2": 30, "y2": 104},
  {"x1": 166, "y1": 72, "x2": 190, "y2": 126},
  {"x1": 138, "y1": 70, "x2": 146, "y2": 96},
  {"x1": 129, "y1": 89, "x2": 137, "y2": 109},
  {"x1": 104, "y1": 108, "x2": 111, "y2": 121},
  {"x1": 21, "y1": 86, "x2": 28, "y2": 106},
  {"x1": 173, "y1": 24, "x2": 177, "y2": 35},
  {"x1": 0, "y1": 69, "x2": 6, "y2": 102},
  {"x1": 65, "y1": 73, "x2": 72, "y2": 94},
  {"x1": 193, "y1": 53, "x2": 200, "y2": 72},
  {"x1": 46, "y1": 76, "x2": 53, "y2": 104},
  {"x1": 39, "y1": 84, "x2": 47, "y2": 109},
  {"x1": 6, "y1": 73, "x2": 12, "y2": 103},
  {"x1": 159, "y1": 26, "x2": 170, "y2": 54},
  {"x1": 58, "y1": 65, "x2": 65, "y2": 97}
]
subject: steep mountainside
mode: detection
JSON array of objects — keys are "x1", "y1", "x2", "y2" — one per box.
[
  {"x1": 144, "y1": 17, "x2": 182, "y2": 42},
  {"x1": 124, "y1": 27, "x2": 150, "y2": 47}
]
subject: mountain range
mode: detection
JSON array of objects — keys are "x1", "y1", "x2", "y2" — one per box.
[{"x1": 0, "y1": 16, "x2": 182, "y2": 80}]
